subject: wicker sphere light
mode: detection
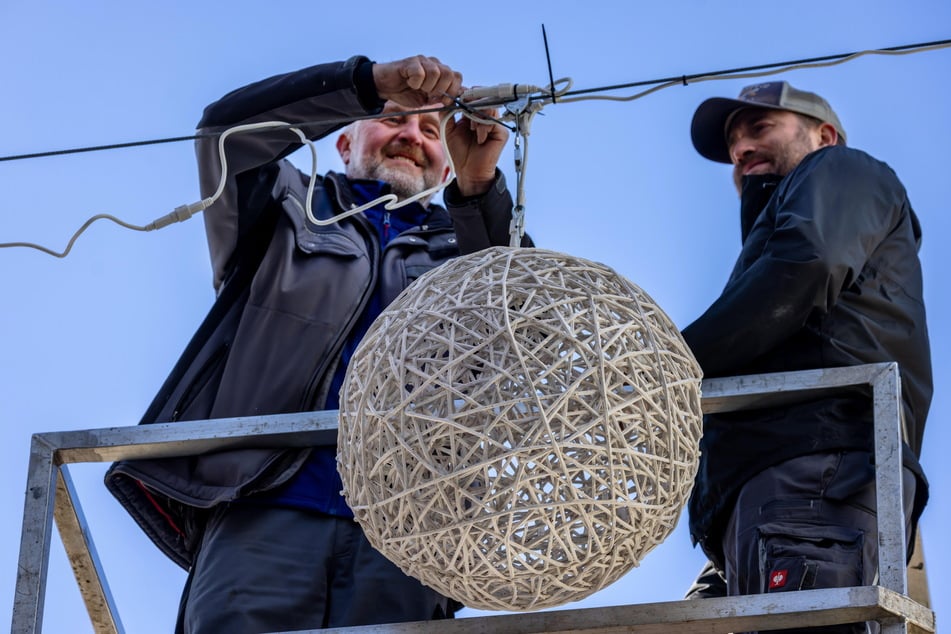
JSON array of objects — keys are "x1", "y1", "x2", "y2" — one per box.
[{"x1": 338, "y1": 246, "x2": 702, "y2": 612}]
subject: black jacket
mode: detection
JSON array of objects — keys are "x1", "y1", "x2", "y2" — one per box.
[
  {"x1": 105, "y1": 57, "x2": 524, "y2": 569},
  {"x1": 682, "y1": 146, "x2": 932, "y2": 567}
]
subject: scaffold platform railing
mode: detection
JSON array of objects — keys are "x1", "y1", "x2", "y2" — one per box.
[{"x1": 11, "y1": 362, "x2": 935, "y2": 633}]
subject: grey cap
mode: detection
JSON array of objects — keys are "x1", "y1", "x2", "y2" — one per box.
[{"x1": 691, "y1": 81, "x2": 847, "y2": 163}]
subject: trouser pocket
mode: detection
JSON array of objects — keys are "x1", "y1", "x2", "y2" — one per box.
[{"x1": 756, "y1": 522, "x2": 864, "y2": 593}]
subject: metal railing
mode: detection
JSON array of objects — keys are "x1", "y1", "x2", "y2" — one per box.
[{"x1": 11, "y1": 362, "x2": 935, "y2": 633}]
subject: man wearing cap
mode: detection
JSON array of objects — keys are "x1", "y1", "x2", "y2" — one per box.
[{"x1": 680, "y1": 81, "x2": 932, "y2": 633}]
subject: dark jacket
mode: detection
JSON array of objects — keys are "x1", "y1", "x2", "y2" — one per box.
[
  {"x1": 682, "y1": 146, "x2": 932, "y2": 567},
  {"x1": 105, "y1": 57, "x2": 524, "y2": 569}
]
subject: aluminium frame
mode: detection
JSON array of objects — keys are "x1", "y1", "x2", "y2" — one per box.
[{"x1": 11, "y1": 362, "x2": 935, "y2": 633}]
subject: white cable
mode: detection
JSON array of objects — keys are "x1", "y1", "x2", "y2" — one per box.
[
  {"x1": 0, "y1": 89, "x2": 535, "y2": 259},
  {"x1": 296, "y1": 104, "x2": 518, "y2": 227},
  {"x1": 0, "y1": 121, "x2": 291, "y2": 257},
  {"x1": 152, "y1": 120, "x2": 303, "y2": 229},
  {"x1": 297, "y1": 112, "x2": 457, "y2": 227},
  {"x1": 0, "y1": 214, "x2": 153, "y2": 259},
  {"x1": 461, "y1": 78, "x2": 572, "y2": 109},
  {"x1": 295, "y1": 80, "x2": 558, "y2": 239},
  {"x1": 0, "y1": 116, "x2": 462, "y2": 257}
]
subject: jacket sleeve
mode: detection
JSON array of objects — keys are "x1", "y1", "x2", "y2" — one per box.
[
  {"x1": 443, "y1": 169, "x2": 533, "y2": 253},
  {"x1": 195, "y1": 56, "x2": 383, "y2": 289},
  {"x1": 681, "y1": 147, "x2": 905, "y2": 376}
]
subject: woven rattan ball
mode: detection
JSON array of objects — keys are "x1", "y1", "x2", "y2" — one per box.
[{"x1": 338, "y1": 246, "x2": 702, "y2": 612}]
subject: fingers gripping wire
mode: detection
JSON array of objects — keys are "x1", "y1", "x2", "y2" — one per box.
[
  {"x1": 259, "y1": 88, "x2": 557, "y2": 236},
  {"x1": 458, "y1": 78, "x2": 571, "y2": 247},
  {"x1": 298, "y1": 91, "x2": 558, "y2": 237},
  {"x1": 303, "y1": 98, "x2": 533, "y2": 228}
]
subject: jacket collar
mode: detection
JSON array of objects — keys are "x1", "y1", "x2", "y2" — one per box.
[{"x1": 738, "y1": 173, "x2": 781, "y2": 242}]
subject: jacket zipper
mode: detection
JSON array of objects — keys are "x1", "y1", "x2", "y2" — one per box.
[{"x1": 290, "y1": 190, "x2": 380, "y2": 411}]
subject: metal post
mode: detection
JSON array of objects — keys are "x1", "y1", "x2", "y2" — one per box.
[
  {"x1": 11, "y1": 435, "x2": 57, "y2": 634},
  {"x1": 872, "y1": 363, "x2": 909, "y2": 634}
]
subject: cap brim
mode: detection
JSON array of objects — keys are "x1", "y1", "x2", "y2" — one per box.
[{"x1": 691, "y1": 97, "x2": 752, "y2": 164}]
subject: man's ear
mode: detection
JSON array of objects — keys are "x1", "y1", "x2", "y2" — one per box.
[
  {"x1": 817, "y1": 122, "x2": 838, "y2": 149},
  {"x1": 442, "y1": 164, "x2": 451, "y2": 182},
  {"x1": 336, "y1": 132, "x2": 352, "y2": 165}
]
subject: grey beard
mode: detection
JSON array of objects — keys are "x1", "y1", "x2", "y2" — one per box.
[{"x1": 348, "y1": 157, "x2": 440, "y2": 204}]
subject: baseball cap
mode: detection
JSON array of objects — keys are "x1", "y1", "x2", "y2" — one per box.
[{"x1": 691, "y1": 81, "x2": 847, "y2": 164}]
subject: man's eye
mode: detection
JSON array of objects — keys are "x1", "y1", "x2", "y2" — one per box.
[
  {"x1": 422, "y1": 127, "x2": 440, "y2": 139},
  {"x1": 383, "y1": 116, "x2": 403, "y2": 125}
]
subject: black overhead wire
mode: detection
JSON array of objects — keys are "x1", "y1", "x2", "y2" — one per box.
[
  {"x1": 0, "y1": 107, "x2": 449, "y2": 164},
  {"x1": 0, "y1": 134, "x2": 201, "y2": 164},
  {"x1": 1, "y1": 37, "x2": 949, "y2": 165},
  {"x1": 561, "y1": 38, "x2": 951, "y2": 98}
]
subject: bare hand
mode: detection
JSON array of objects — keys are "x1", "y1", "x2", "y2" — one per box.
[
  {"x1": 372, "y1": 55, "x2": 463, "y2": 108},
  {"x1": 445, "y1": 108, "x2": 509, "y2": 197}
]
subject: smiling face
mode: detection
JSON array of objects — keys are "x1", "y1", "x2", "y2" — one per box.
[
  {"x1": 727, "y1": 108, "x2": 837, "y2": 184},
  {"x1": 337, "y1": 102, "x2": 450, "y2": 203}
]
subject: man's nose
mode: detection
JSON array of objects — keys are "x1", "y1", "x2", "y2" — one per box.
[
  {"x1": 396, "y1": 118, "x2": 425, "y2": 145},
  {"x1": 730, "y1": 135, "x2": 755, "y2": 164}
]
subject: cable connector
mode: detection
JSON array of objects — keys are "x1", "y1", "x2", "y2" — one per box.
[
  {"x1": 461, "y1": 83, "x2": 547, "y2": 106},
  {"x1": 144, "y1": 199, "x2": 211, "y2": 231}
]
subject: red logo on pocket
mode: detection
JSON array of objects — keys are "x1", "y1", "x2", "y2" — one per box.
[{"x1": 769, "y1": 569, "x2": 788, "y2": 589}]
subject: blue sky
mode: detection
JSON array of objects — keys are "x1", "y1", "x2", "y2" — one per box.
[{"x1": 2, "y1": 2, "x2": 949, "y2": 632}]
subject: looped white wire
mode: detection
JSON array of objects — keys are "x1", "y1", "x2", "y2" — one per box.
[
  {"x1": 0, "y1": 79, "x2": 557, "y2": 257},
  {"x1": 212, "y1": 108, "x2": 506, "y2": 228},
  {"x1": 296, "y1": 113, "x2": 457, "y2": 227}
]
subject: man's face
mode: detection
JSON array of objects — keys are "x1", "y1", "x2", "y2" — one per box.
[
  {"x1": 727, "y1": 108, "x2": 823, "y2": 184},
  {"x1": 337, "y1": 103, "x2": 449, "y2": 202}
]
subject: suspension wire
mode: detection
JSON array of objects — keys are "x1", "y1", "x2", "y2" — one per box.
[
  {"x1": 3, "y1": 36, "x2": 950, "y2": 257},
  {"x1": 0, "y1": 106, "x2": 452, "y2": 164},
  {"x1": 1, "y1": 38, "x2": 947, "y2": 165},
  {"x1": 562, "y1": 38, "x2": 951, "y2": 99},
  {"x1": 0, "y1": 134, "x2": 202, "y2": 163}
]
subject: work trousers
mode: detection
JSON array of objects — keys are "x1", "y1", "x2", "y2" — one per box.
[
  {"x1": 176, "y1": 504, "x2": 452, "y2": 633},
  {"x1": 722, "y1": 451, "x2": 915, "y2": 634}
]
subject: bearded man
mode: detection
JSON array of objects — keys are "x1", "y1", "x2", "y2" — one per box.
[
  {"x1": 107, "y1": 54, "x2": 528, "y2": 633},
  {"x1": 682, "y1": 81, "x2": 931, "y2": 634}
]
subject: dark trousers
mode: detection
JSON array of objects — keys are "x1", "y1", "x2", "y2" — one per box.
[
  {"x1": 176, "y1": 504, "x2": 452, "y2": 633},
  {"x1": 721, "y1": 451, "x2": 915, "y2": 634}
]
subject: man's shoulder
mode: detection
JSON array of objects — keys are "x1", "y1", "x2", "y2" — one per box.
[
  {"x1": 792, "y1": 145, "x2": 903, "y2": 191},
  {"x1": 802, "y1": 145, "x2": 893, "y2": 174}
]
